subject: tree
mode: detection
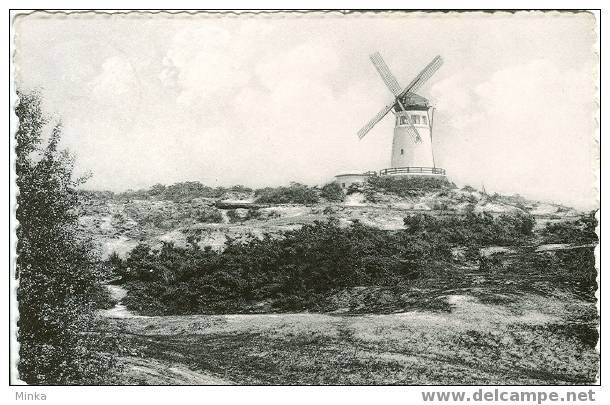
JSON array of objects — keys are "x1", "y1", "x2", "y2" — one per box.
[{"x1": 15, "y1": 90, "x2": 115, "y2": 384}]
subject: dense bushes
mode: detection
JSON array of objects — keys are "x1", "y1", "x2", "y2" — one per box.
[
  {"x1": 320, "y1": 182, "x2": 345, "y2": 202},
  {"x1": 111, "y1": 210, "x2": 539, "y2": 315},
  {"x1": 16, "y1": 91, "x2": 116, "y2": 384},
  {"x1": 255, "y1": 183, "x2": 320, "y2": 204},
  {"x1": 122, "y1": 202, "x2": 224, "y2": 229},
  {"x1": 404, "y1": 211, "x2": 535, "y2": 247},
  {"x1": 541, "y1": 212, "x2": 598, "y2": 245},
  {"x1": 196, "y1": 207, "x2": 224, "y2": 223},
  {"x1": 368, "y1": 176, "x2": 454, "y2": 197},
  {"x1": 226, "y1": 208, "x2": 262, "y2": 222},
  {"x1": 112, "y1": 182, "x2": 253, "y2": 202},
  {"x1": 116, "y1": 220, "x2": 426, "y2": 314}
]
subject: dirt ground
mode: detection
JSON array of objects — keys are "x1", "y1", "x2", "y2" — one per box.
[{"x1": 102, "y1": 286, "x2": 598, "y2": 385}]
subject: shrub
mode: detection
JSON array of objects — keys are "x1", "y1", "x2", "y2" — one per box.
[
  {"x1": 542, "y1": 212, "x2": 598, "y2": 245},
  {"x1": 112, "y1": 220, "x2": 426, "y2": 314},
  {"x1": 403, "y1": 211, "x2": 536, "y2": 248},
  {"x1": 161, "y1": 181, "x2": 220, "y2": 202},
  {"x1": 246, "y1": 208, "x2": 262, "y2": 220},
  {"x1": 368, "y1": 176, "x2": 453, "y2": 197},
  {"x1": 149, "y1": 183, "x2": 166, "y2": 196},
  {"x1": 226, "y1": 209, "x2": 242, "y2": 222},
  {"x1": 255, "y1": 183, "x2": 320, "y2": 204},
  {"x1": 114, "y1": 182, "x2": 254, "y2": 202},
  {"x1": 113, "y1": 206, "x2": 594, "y2": 318},
  {"x1": 321, "y1": 182, "x2": 345, "y2": 202},
  {"x1": 323, "y1": 206, "x2": 336, "y2": 215},
  {"x1": 197, "y1": 207, "x2": 224, "y2": 223},
  {"x1": 346, "y1": 183, "x2": 364, "y2": 195},
  {"x1": 226, "y1": 208, "x2": 263, "y2": 223}
]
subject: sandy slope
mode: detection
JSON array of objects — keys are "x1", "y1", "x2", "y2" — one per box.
[
  {"x1": 100, "y1": 283, "x2": 596, "y2": 384},
  {"x1": 116, "y1": 357, "x2": 231, "y2": 385}
]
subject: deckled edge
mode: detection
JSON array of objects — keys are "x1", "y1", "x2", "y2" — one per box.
[
  {"x1": 8, "y1": 8, "x2": 602, "y2": 386},
  {"x1": 9, "y1": 10, "x2": 23, "y2": 385}
]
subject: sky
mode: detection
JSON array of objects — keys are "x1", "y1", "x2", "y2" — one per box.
[{"x1": 13, "y1": 11, "x2": 599, "y2": 209}]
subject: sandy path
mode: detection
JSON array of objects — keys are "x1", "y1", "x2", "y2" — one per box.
[
  {"x1": 100, "y1": 284, "x2": 588, "y2": 384},
  {"x1": 99, "y1": 285, "x2": 143, "y2": 319},
  {"x1": 101, "y1": 284, "x2": 232, "y2": 384},
  {"x1": 117, "y1": 357, "x2": 231, "y2": 385},
  {"x1": 106, "y1": 293, "x2": 566, "y2": 339}
]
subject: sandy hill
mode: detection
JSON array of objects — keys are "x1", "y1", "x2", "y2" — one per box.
[{"x1": 76, "y1": 183, "x2": 581, "y2": 260}]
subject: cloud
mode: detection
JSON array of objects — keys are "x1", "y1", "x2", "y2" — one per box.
[
  {"x1": 430, "y1": 59, "x2": 598, "y2": 208},
  {"x1": 13, "y1": 13, "x2": 598, "y2": 209},
  {"x1": 90, "y1": 56, "x2": 139, "y2": 104}
]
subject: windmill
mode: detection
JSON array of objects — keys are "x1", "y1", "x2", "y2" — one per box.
[{"x1": 358, "y1": 52, "x2": 446, "y2": 177}]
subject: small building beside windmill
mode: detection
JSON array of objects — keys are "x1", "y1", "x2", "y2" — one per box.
[{"x1": 334, "y1": 171, "x2": 377, "y2": 190}]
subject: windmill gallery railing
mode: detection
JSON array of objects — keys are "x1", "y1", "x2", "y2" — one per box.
[{"x1": 379, "y1": 166, "x2": 446, "y2": 176}]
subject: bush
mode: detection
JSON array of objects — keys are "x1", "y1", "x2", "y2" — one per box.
[
  {"x1": 197, "y1": 207, "x2": 224, "y2": 223},
  {"x1": 114, "y1": 182, "x2": 254, "y2": 202},
  {"x1": 160, "y1": 181, "x2": 221, "y2": 202},
  {"x1": 114, "y1": 209, "x2": 534, "y2": 316},
  {"x1": 321, "y1": 182, "x2": 345, "y2": 202},
  {"x1": 111, "y1": 220, "x2": 425, "y2": 314},
  {"x1": 403, "y1": 211, "x2": 536, "y2": 247},
  {"x1": 255, "y1": 183, "x2": 320, "y2": 204},
  {"x1": 542, "y1": 212, "x2": 598, "y2": 245},
  {"x1": 368, "y1": 176, "x2": 453, "y2": 197},
  {"x1": 346, "y1": 183, "x2": 364, "y2": 195},
  {"x1": 226, "y1": 208, "x2": 260, "y2": 223},
  {"x1": 225, "y1": 209, "x2": 238, "y2": 222},
  {"x1": 323, "y1": 206, "x2": 337, "y2": 215},
  {"x1": 110, "y1": 204, "x2": 596, "y2": 318}
]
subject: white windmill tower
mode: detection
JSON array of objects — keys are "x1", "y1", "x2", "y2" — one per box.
[{"x1": 358, "y1": 52, "x2": 446, "y2": 178}]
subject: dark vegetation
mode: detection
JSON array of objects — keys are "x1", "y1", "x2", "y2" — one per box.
[
  {"x1": 254, "y1": 182, "x2": 320, "y2": 205},
  {"x1": 320, "y1": 182, "x2": 345, "y2": 202},
  {"x1": 122, "y1": 203, "x2": 224, "y2": 229},
  {"x1": 226, "y1": 208, "x2": 264, "y2": 223},
  {"x1": 81, "y1": 181, "x2": 330, "y2": 206},
  {"x1": 16, "y1": 91, "x2": 117, "y2": 384},
  {"x1": 107, "y1": 210, "x2": 560, "y2": 316},
  {"x1": 116, "y1": 209, "x2": 598, "y2": 383},
  {"x1": 81, "y1": 183, "x2": 254, "y2": 203},
  {"x1": 541, "y1": 212, "x2": 598, "y2": 245},
  {"x1": 367, "y1": 176, "x2": 455, "y2": 197}
]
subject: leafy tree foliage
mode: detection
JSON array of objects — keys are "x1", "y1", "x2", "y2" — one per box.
[{"x1": 16, "y1": 91, "x2": 115, "y2": 384}]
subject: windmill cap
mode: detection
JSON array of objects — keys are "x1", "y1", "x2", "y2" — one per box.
[{"x1": 401, "y1": 93, "x2": 429, "y2": 107}]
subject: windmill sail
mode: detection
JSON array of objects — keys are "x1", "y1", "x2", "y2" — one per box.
[
  {"x1": 357, "y1": 101, "x2": 396, "y2": 139},
  {"x1": 399, "y1": 55, "x2": 443, "y2": 98},
  {"x1": 357, "y1": 53, "x2": 442, "y2": 143},
  {"x1": 369, "y1": 52, "x2": 402, "y2": 96}
]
